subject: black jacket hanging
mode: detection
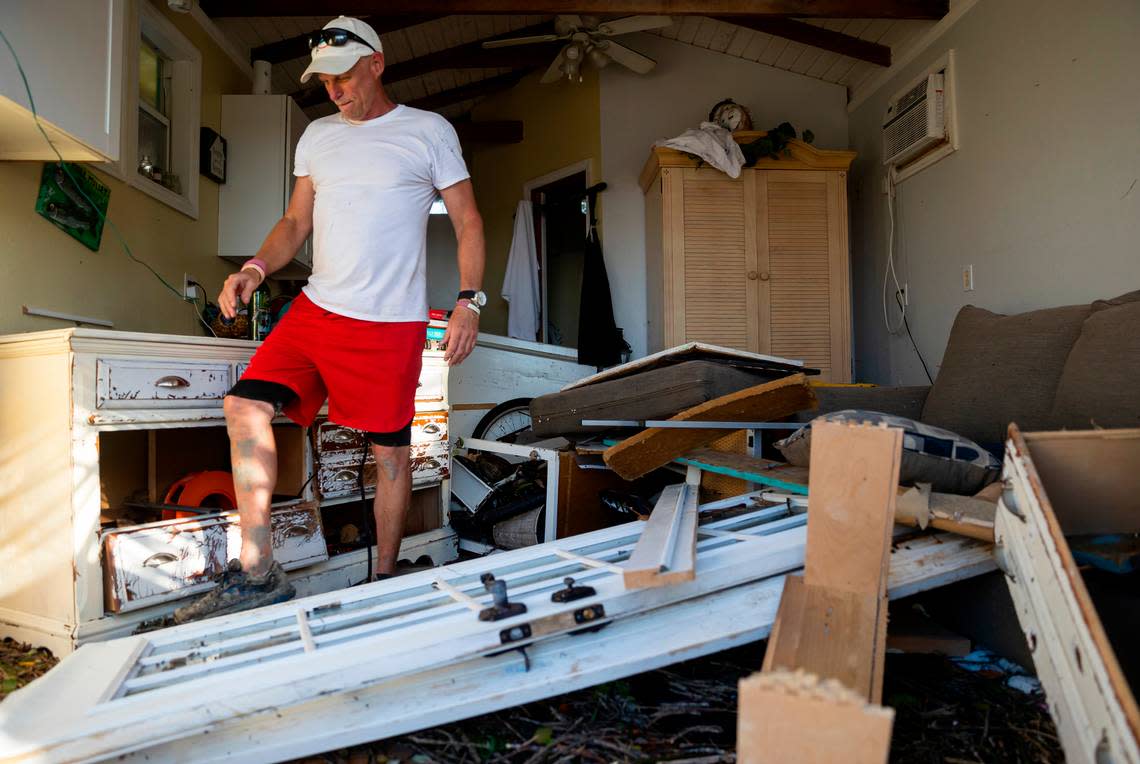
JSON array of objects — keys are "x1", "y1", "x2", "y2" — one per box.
[{"x1": 577, "y1": 188, "x2": 629, "y2": 369}]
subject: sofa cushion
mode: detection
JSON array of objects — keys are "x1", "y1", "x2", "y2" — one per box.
[
  {"x1": 921, "y1": 304, "x2": 1091, "y2": 448},
  {"x1": 1051, "y1": 300, "x2": 1140, "y2": 430},
  {"x1": 775, "y1": 409, "x2": 1001, "y2": 495}
]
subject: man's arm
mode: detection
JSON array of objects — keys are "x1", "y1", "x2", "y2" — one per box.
[
  {"x1": 440, "y1": 179, "x2": 485, "y2": 365},
  {"x1": 218, "y1": 176, "x2": 315, "y2": 319}
]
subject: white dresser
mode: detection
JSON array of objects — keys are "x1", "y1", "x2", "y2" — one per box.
[{"x1": 0, "y1": 328, "x2": 456, "y2": 655}]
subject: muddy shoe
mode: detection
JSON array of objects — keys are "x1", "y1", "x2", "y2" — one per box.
[{"x1": 172, "y1": 559, "x2": 295, "y2": 625}]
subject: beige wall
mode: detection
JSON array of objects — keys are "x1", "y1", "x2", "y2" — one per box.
[
  {"x1": 848, "y1": 0, "x2": 1140, "y2": 384},
  {"x1": 466, "y1": 68, "x2": 602, "y2": 337},
  {"x1": 0, "y1": 1, "x2": 249, "y2": 337}
]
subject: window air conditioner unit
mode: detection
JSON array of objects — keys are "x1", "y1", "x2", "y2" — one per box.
[{"x1": 882, "y1": 73, "x2": 945, "y2": 167}]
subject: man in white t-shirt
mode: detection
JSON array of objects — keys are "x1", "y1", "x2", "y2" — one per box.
[{"x1": 176, "y1": 16, "x2": 486, "y2": 623}]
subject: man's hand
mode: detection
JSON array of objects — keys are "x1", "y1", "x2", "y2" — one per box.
[
  {"x1": 443, "y1": 304, "x2": 479, "y2": 365},
  {"x1": 219, "y1": 269, "x2": 262, "y2": 319}
]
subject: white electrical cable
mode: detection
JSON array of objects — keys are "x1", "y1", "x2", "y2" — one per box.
[{"x1": 881, "y1": 165, "x2": 907, "y2": 335}]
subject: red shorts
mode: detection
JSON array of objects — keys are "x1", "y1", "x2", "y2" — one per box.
[{"x1": 239, "y1": 292, "x2": 426, "y2": 432}]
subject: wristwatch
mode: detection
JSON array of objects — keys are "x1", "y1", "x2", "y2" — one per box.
[{"x1": 457, "y1": 289, "x2": 487, "y2": 307}]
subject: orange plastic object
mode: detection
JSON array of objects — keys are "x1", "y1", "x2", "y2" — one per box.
[{"x1": 162, "y1": 470, "x2": 237, "y2": 520}]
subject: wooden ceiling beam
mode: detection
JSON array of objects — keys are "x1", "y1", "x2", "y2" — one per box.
[
  {"x1": 406, "y1": 69, "x2": 535, "y2": 112},
  {"x1": 292, "y1": 24, "x2": 560, "y2": 109},
  {"x1": 716, "y1": 16, "x2": 891, "y2": 66},
  {"x1": 250, "y1": 15, "x2": 443, "y2": 65},
  {"x1": 204, "y1": 1, "x2": 948, "y2": 20}
]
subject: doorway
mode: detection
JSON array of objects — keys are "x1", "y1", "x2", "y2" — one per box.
[{"x1": 526, "y1": 164, "x2": 589, "y2": 347}]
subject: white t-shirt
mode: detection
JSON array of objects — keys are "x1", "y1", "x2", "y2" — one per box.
[{"x1": 294, "y1": 105, "x2": 469, "y2": 321}]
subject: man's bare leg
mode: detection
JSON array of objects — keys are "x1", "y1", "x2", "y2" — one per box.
[
  {"x1": 372, "y1": 444, "x2": 411, "y2": 576},
  {"x1": 224, "y1": 395, "x2": 278, "y2": 577}
]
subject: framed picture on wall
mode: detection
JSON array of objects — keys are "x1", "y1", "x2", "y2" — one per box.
[{"x1": 200, "y1": 127, "x2": 227, "y2": 184}]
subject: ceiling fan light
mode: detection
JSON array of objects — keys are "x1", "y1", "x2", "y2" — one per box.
[
  {"x1": 587, "y1": 45, "x2": 610, "y2": 69},
  {"x1": 563, "y1": 42, "x2": 582, "y2": 61}
]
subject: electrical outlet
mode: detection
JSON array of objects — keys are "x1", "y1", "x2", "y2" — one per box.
[
  {"x1": 962, "y1": 265, "x2": 974, "y2": 292},
  {"x1": 183, "y1": 273, "x2": 199, "y2": 300}
]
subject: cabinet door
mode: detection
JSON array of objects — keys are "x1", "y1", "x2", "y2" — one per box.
[
  {"x1": 758, "y1": 170, "x2": 851, "y2": 382},
  {"x1": 0, "y1": 0, "x2": 124, "y2": 160},
  {"x1": 672, "y1": 168, "x2": 759, "y2": 351}
]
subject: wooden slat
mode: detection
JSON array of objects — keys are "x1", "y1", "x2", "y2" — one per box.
[
  {"x1": 738, "y1": 670, "x2": 894, "y2": 764},
  {"x1": 250, "y1": 15, "x2": 442, "y2": 64},
  {"x1": 603, "y1": 374, "x2": 816, "y2": 481},
  {"x1": 202, "y1": 1, "x2": 950, "y2": 19},
  {"x1": 762, "y1": 575, "x2": 881, "y2": 697},
  {"x1": 677, "y1": 449, "x2": 809, "y2": 495},
  {"x1": 622, "y1": 482, "x2": 699, "y2": 589},
  {"x1": 760, "y1": 420, "x2": 903, "y2": 704},
  {"x1": 716, "y1": 16, "x2": 890, "y2": 66},
  {"x1": 803, "y1": 420, "x2": 902, "y2": 596}
]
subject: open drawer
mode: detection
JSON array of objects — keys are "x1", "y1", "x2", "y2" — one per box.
[
  {"x1": 995, "y1": 426, "x2": 1140, "y2": 764},
  {"x1": 102, "y1": 501, "x2": 326, "y2": 613}
]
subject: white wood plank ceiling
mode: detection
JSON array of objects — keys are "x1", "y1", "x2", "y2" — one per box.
[{"x1": 211, "y1": 14, "x2": 935, "y2": 120}]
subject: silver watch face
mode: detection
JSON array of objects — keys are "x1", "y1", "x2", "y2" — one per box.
[{"x1": 473, "y1": 290, "x2": 487, "y2": 307}]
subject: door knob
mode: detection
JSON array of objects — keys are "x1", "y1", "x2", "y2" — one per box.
[
  {"x1": 759, "y1": 272, "x2": 771, "y2": 281},
  {"x1": 747, "y1": 270, "x2": 758, "y2": 280}
]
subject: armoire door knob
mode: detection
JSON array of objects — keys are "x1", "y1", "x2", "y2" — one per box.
[
  {"x1": 747, "y1": 270, "x2": 758, "y2": 280},
  {"x1": 759, "y1": 272, "x2": 770, "y2": 281}
]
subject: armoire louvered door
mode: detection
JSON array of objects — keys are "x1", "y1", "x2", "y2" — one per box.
[{"x1": 643, "y1": 137, "x2": 854, "y2": 382}]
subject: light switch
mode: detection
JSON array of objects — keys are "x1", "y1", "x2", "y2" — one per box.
[{"x1": 962, "y1": 265, "x2": 974, "y2": 292}]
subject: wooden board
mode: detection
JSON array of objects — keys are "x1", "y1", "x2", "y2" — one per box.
[
  {"x1": 603, "y1": 374, "x2": 816, "y2": 480},
  {"x1": 803, "y1": 420, "x2": 902, "y2": 597},
  {"x1": 738, "y1": 670, "x2": 893, "y2": 764},
  {"x1": 758, "y1": 420, "x2": 903, "y2": 707},
  {"x1": 762, "y1": 575, "x2": 881, "y2": 697},
  {"x1": 623, "y1": 482, "x2": 699, "y2": 589}
]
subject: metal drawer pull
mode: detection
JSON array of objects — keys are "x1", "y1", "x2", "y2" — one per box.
[
  {"x1": 154, "y1": 376, "x2": 190, "y2": 389},
  {"x1": 143, "y1": 552, "x2": 178, "y2": 567},
  {"x1": 331, "y1": 469, "x2": 358, "y2": 482},
  {"x1": 329, "y1": 431, "x2": 357, "y2": 444},
  {"x1": 421, "y1": 423, "x2": 441, "y2": 434}
]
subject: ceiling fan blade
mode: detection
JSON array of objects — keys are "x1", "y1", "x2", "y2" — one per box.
[
  {"x1": 560, "y1": 14, "x2": 584, "y2": 30},
  {"x1": 539, "y1": 48, "x2": 567, "y2": 84},
  {"x1": 595, "y1": 15, "x2": 673, "y2": 37},
  {"x1": 482, "y1": 33, "x2": 563, "y2": 49},
  {"x1": 599, "y1": 40, "x2": 656, "y2": 74}
]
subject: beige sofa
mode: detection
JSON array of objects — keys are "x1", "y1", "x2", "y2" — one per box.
[{"x1": 801, "y1": 289, "x2": 1140, "y2": 452}]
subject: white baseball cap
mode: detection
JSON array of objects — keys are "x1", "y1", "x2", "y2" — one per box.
[{"x1": 300, "y1": 16, "x2": 383, "y2": 84}]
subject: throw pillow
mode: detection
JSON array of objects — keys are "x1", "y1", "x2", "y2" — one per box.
[
  {"x1": 920, "y1": 303, "x2": 1092, "y2": 449},
  {"x1": 1052, "y1": 300, "x2": 1140, "y2": 430},
  {"x1": 775, "y1": 409, "x2": 1001, "y2": 495}
]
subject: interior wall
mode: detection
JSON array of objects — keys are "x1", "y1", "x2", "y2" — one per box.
[
  {"x1": 465, "y1": 68, "x2": 601, "y2": 337},
  {"x1": 0, "y1": 1, "x2": 247, "y2": 338},
  {"x1": 426, "y1": 214, "x2": 459, "y2": 312},
  {"x1": 599, "y1": 32, "x2": 850, "y2": 359},
  {"x1": 848, "y1": 0, "x2": 1140, "y2": 384}
]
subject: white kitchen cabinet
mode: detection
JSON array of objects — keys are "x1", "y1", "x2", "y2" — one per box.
[
  {"x1": 0, "y1": 0, "x2": 124, "y2": 161},
  {"x1": 218, "y1": 94, "x2": 312, "y2": 270}
]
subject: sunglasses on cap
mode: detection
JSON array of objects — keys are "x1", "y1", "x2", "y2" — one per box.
[{"x1": 308, "y1": 28, "x2": 376, "y2": 52}]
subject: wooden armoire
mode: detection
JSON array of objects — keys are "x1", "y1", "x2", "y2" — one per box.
[{"x1": 641, "y1": 135, "x2": 856, "y2": 382}]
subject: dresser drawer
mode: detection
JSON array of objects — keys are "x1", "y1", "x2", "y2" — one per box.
[
  {"x1": 411, "y1": 440, "x2": 449, "y2": 485},
  {"x1": 316, "y1": 439, "x2": 450, "y2": 500},
  {"x1": 313, "y1": 412, "x2": 448, "y2": 462},
  {"x1": 96, "y1": 358, "x2": 232, "y2": 409},
  {"x1": 102, "y1": 502, "x2": 326, "y2": 613}
]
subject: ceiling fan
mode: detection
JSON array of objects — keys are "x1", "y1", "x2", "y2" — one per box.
[{"x1": 482, "y1": 15, "x2": 672, "y2": 83}]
